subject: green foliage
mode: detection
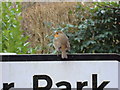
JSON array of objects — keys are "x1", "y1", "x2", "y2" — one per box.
[
  {"x1": 0, "y1": 2, "x2": 2, "y2": 52},
  {"x1": 1, "y1": 2, "x2": 37, "y2": 54},
  {"x1": 50, "y1": 2, "x2": 120, "y2": 53}
]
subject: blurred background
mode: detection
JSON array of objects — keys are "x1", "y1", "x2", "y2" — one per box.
[{"x1": 0, "y1": 2, "x2": 120, "y2": 54}]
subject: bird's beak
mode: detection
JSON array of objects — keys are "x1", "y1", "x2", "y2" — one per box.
[{"x1": 54, "y1": 31, "x2": 59, "y2": 38}]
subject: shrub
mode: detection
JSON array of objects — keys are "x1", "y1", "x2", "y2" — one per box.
[
  {"x1": 50, "y1": 2, "x2": 120, "y2": 53},
  {"x1": 1, "y1": 2, "x2": 37, "y2": 54},
  {"x1": 0, "y1": 2, "x2": 2, "y2": 52}
]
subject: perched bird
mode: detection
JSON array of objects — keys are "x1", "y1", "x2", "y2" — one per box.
[{"x1": 53, "y1": 31, "x2": 70, "y2": 59}]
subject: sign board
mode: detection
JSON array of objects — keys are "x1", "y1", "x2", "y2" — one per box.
[{"x1": 0, "y1": 54, "x2": 120, "y2": 90}]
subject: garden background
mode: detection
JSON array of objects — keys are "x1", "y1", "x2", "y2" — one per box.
[{"x1": 0, "y1": 2, "x2": 120, "y2": 54}]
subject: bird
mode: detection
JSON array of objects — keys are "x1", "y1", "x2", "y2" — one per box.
[{"x1": 53, "y1": 31, "x2": 70, "y2": 59}]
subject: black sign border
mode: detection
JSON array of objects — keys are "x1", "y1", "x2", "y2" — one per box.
[{"x1": 1, "y1": 54, "x2": 120, "y2": 62}]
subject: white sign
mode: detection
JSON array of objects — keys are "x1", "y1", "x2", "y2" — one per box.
[{"x1": 1, "y1": 61, "x2": 119, "y2": 89}]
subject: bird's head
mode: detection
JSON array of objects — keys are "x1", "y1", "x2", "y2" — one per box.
[{"x1": 54, "y1": 31, "x2": 63, "y2": 38}]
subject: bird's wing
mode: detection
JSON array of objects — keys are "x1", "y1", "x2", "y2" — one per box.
[{"x1": 53, "y1": 39, "x2": 61, "y2": 51}]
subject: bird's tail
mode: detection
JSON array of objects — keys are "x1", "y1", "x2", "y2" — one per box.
[{"x1": 62, "y1": 50, "x2": 67, "y2": 59}]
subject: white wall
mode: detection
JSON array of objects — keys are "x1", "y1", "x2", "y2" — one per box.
[
  {"x1": 118, "y1": 62, "x2": 120, "y2": 90},
  {"x1": 0, "y1": 63, "x2": 2, "y2": 89}
]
